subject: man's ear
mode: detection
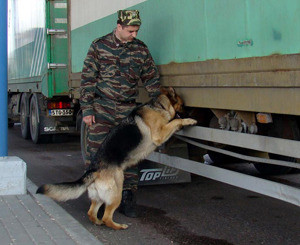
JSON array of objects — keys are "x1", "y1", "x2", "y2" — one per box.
[{"x1": 116, "y1": 23, "x2": 123, "y2": 32}]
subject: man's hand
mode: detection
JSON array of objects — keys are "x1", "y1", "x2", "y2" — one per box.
[{"x1": 83, "y1": 115, "x2": 95, "y2": 126}]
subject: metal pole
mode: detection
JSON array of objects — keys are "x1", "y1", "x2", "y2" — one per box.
[{"x1": 0, "y1": 0, "x2": 8, "y2": 156}]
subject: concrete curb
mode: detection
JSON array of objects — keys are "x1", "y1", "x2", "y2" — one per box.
[{"x1": 0, "y1": 156, "x2": 26, "y2": 195}]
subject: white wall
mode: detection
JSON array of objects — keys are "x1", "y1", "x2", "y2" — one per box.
[{"x1": 71, "y1": 0, "x2": 147, "y2": 30}]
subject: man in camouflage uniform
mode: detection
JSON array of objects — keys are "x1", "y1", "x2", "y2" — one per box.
[{"x1": 80, "y1": 10, "x2": 161, "y2": 217}]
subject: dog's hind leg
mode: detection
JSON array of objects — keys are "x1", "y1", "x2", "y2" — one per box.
[
  {"x1": 87, "y1": 184, "x2": 104, "y2": 225},
  {"x1": 102, "y1": 194, "x2": 128, "y2": 230},
  {"x1": 88, "y1": 199, "x2": 103, "y2": 225}
]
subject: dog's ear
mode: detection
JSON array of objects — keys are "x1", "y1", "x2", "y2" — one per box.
[
  {"x1": 160, "y1": 87, "x2": 176, "y2": 98},
  {"x1": 160, "y1": 87, "x2": 169, "y2": 95},
  {"x1": 168, "y1": 87, "x2": 176, "y2": 98}
]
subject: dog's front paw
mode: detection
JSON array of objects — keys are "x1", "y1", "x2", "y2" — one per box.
[{"x1": 182, "y1": 118, "x2": 197, "y2": 126}]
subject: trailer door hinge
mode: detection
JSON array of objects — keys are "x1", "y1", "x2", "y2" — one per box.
[
  {"x1": 48, "y1": 63, "x2": 67, "y2": 69},
  {"x1": 47, "y1": 29, "x2": 67, "y2": 35}
]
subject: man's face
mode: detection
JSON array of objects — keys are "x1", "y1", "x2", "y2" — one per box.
[{"x1": 116, "y1": 24, "x2": 140, "y2": 43}]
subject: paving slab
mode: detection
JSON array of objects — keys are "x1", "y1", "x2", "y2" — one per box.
[{"x1": 0, "y1": 179, "x2": 102, "y2": 245}]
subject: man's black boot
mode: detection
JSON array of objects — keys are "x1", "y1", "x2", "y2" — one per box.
[{"x1": 119, "y1": 190, "x2": 138, "y2": 218}]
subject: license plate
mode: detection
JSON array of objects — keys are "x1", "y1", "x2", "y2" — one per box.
[{"x1": 49, "y1": 109, "x2": 73, "y2": 116}]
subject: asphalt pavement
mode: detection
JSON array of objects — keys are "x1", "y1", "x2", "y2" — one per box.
[{"x1": 6, "y1": 124, "x2": 300, "y2": 245}]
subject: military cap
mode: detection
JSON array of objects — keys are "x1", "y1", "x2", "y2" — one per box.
[{"x1": 117, "y1": 10, "x2": 141, "y2": 26}]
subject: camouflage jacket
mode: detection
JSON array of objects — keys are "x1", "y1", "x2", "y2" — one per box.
[{"x1": 80, "y1": 30, "x2": 161, "y2": 117}]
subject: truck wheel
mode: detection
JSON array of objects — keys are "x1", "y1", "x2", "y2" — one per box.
[
  {"x1": 80, "y1": 119, "x2": 88, "y2": 163},
  {"x1": 20, "y1": 93, "x2": 30, "y2": 139},
  {"x1": 253, "y1": 116, "x2": 299, "y2": 175},
  {"x1": 8, "y1": 119, "x2": 14, "y2": 128},
  {"x1": 29, "y1": 94, "x2": 41, "y2": 144}
]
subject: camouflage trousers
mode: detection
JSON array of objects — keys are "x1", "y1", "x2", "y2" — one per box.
[{"x1": 85, "y1": 99, "x2": 138, "y2": 192}]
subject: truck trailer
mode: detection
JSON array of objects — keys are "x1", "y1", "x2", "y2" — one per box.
[
  {"x1": 8, "y1": 0, "x2": 77, "y2": 144},
  {"x1": 8, "y1": 0, "x2": 300, "y2": 179}
]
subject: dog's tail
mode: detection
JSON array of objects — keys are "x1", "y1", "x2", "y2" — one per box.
[{"x1": 36, "y1": 169, "x2": 97, "y2": 202}]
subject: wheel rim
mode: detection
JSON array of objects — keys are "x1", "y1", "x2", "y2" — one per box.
[
  {"x1": 31, "y1": 101, "x2": 37, "y2": 137},
  {"x1": 20, "y1": 95, "x2": 30, "y2": 139},
  {"x1": 20, "y1": 103, "x2": 26, "y2": 131},
  {"x1": 30, "y1": 95, "x2": 40, "y2": 143}
]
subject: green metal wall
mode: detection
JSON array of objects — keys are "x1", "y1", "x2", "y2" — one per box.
[{"x1": 71, "y1": 0, "x2": 300, "y2": 72}]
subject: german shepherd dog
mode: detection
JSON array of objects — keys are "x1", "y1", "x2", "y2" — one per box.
[{"x1": 37, "y1": 87, "x2": 197, "y2": 230}]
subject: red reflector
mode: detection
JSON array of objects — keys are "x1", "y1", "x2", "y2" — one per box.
[
  {"x1": 47, "y1": 102, "x2": 54, "y2": 109},
  {"x1": 47, "y1": 101, "x2": 71, "y2": 109}
]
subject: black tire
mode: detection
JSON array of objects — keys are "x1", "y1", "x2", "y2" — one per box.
[
  {"x1": 80, "y1": 118, "x2": 88, "y2": 163},
  {"x1": 8, "y1": 119, "x2": 14, "y2": 128},
  {"x1": 253, "y1": 155, "x2": 295, "y2": 175},
  {"x1": 203, "y1": 116, "x2": 242, "y2": 165},
  {"x1": 254, "y1": 116, "x2": 299, "y2": 175},
  {"x1": 20, "y1": 94, "x2": 30, "y2": 139},
  {"x1": 29, "y1": 94, "x2": 41, "y2": 144}
]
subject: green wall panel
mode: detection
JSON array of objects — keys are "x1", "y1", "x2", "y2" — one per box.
[{"x1": 71, "y1": 0, "x2": 300, "y2": 73}]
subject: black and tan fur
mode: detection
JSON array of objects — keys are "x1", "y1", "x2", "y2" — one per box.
[{"x1": 37, "y1": 87, "x2": 197, "y2": 230}]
